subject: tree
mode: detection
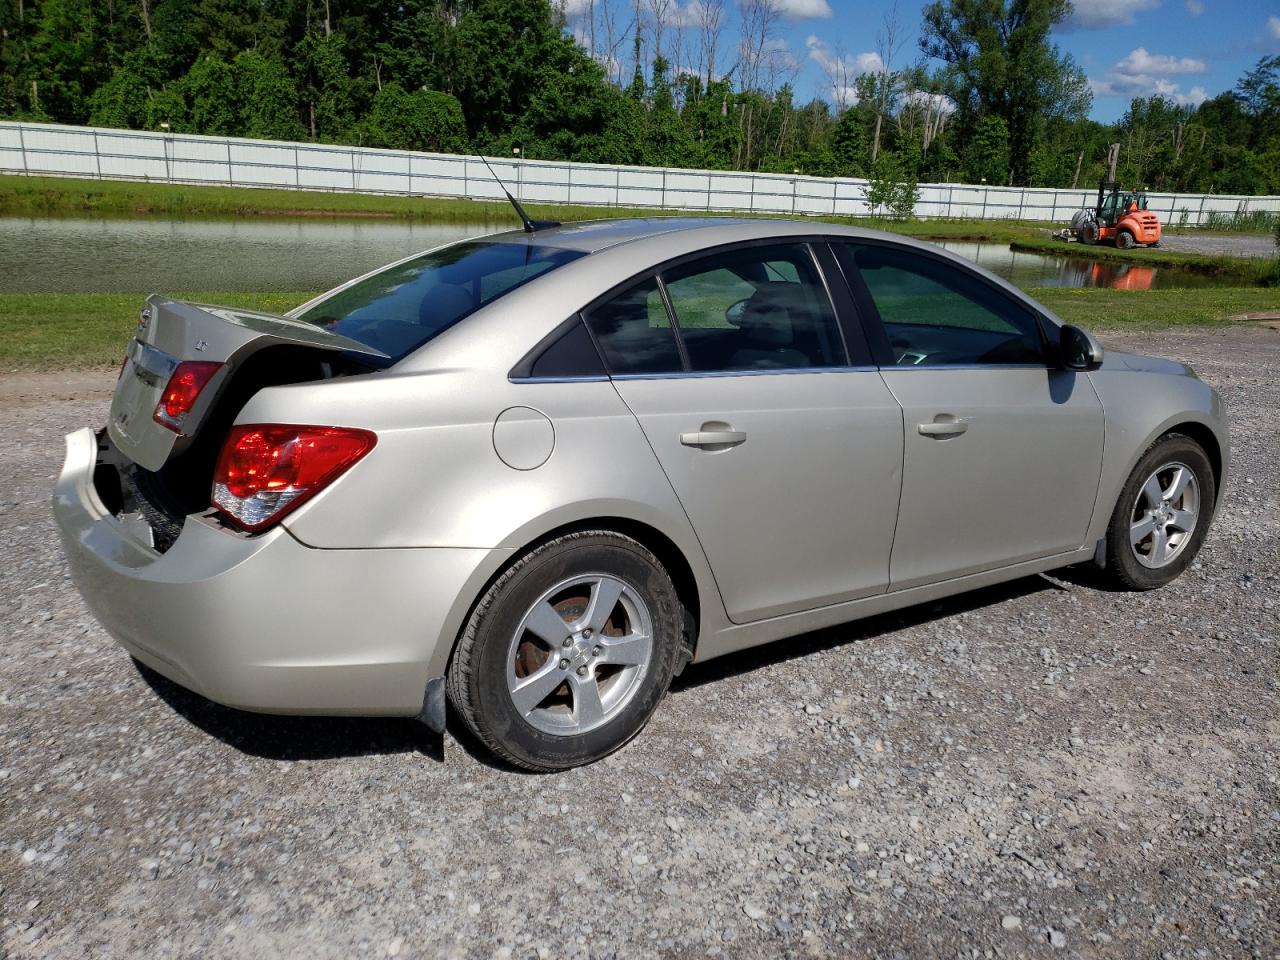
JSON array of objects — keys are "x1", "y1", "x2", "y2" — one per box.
[
  {"x1": 232, "y1": 50, "x2": 304, "y2": 141},
  {"x1": 921, "y1": 0, "x2": 1090, "y2": 185},
  {"x1": 965, "y1": 114, "x2": 1009, "y2": 185},
  {"x1": 870, "y1": 3, "x2": 906, "y2": 164},
  {"x1": 88, "y1": 51, "x2": 159, "y2": 129},
  {"x1": 866, "y1": 151, "x2": 917, "y2": 219},
  {"x1": 3, "y1": 0, "x2": 1279, "y2": 198},
  {"x1": 181, "y1": 55, "x2": 237, "y2": 136},
  {"x1": 298, "y1": 32, "x2": 355, "y2": 141},
  {"x1": 360, "y1": 83, "x2": 467, "y2": 153},
  {"x1": 830, "y1": 108, "x2": 868, "y2": 178}
]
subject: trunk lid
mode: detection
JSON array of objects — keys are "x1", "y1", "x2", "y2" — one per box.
[{"x1": 109, "y1": 295, "x2": 387, "y2": 471}]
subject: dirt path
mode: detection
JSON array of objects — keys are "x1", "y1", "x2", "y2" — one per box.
[{"x1": 1159, "y1": 232, "x2": 1277, "y2": 258}]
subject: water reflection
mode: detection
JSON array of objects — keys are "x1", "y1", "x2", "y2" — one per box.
[
  {"x1": 0, "y1": 216, "x2": 1224, "y2": 294},
  {"x1": 935, "y1": 242, "x2": 1204, "y2": 291},
  {"x1": 0, "y1": 216, "x2": 482, "y2": 293}
]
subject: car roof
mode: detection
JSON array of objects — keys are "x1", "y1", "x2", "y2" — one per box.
[
  {"x1": 485, "y1": 215, "x2": 928, "y2": 254},
  {"x1": 482, "y1": 216, "x2": 746, "y2": 252}
]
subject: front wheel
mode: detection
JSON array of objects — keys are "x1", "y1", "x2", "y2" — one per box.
[
  {"x1": 1103, "y1": 434, "x2": 1216, "y2": 590},
  {"x1": 447, "y1": 531, "x2": 683, "y2": 771}
]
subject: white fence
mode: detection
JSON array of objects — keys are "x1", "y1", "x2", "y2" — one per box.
[{"x1": 3, "y1": 120, "x2": 1279, "y2": 226}]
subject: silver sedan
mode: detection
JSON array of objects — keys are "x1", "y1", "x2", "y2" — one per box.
[{"x1": 54, "y1": 218, "x2": 1228, "y2": 770}]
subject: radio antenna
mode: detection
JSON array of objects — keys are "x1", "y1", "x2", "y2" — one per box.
[{"x1": 475, "y1": 152, "x2": 560, "y2": 234}]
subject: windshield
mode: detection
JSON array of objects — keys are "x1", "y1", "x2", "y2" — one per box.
[{"x1": 294, "y1": 240, "x2": 586, "y2": 363}]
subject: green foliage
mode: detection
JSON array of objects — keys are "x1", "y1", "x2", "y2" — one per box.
[
  {"x1": 830, "y1": 110, "x2": 869, "y2": 178},
  {"x1": 921, "y1": 0, "x2": 1088, "y2": 185},
  {"x1": 181, "y1": 57, "x2": 237, "y2": 136},
  {"x1": 0, "y1": 0, "x2": 1276, "y2": 197},
  {"x1": 965, "y1": 115, "x2": 1010, "y2": 185},
  {"x1": 360, "y1": 83, "x2": 467, "y2": 153},
  {"x1": 232, "y1": 51, "x2": 304, "y2": 141},
  {"x1": 866, "y1": 153, "x2": 918, "y2": 220},
  {"x1": 88, "y1": 58, "x2": 153, "y2": 130}
]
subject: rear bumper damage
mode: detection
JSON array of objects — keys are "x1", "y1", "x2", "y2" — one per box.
[{"x1": 53, "y1": 427, "x2": 488, "y2": 720}]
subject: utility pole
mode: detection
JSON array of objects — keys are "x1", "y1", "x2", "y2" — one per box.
[{"x1": 1070, "y1": 151, "x2": 1083, "y2": 190}]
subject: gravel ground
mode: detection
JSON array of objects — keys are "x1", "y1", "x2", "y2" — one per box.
[
  {"x1": 2, "y1": 327, "x2": 1277, "y2": 960},
  {"x1": 1157, "y1": 233, "x2": 1278, "y2": 258}
]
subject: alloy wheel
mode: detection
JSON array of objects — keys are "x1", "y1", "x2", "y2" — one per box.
[
  {"x1": 1129, "y1": 461, "x2": 1200, "y2": 569},
  {"x1": 506, "y1": 574, "x2": 653, "y2": 736}
]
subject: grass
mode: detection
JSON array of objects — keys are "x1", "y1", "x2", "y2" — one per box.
[
  {"x1": 0, "y1": 291, "x2": 317, "y2": 369},
  {"x1": 4, "y1": 285, "x2": 1276, "y2": 370},
  {"x1": 1011, "y1": 237, "x2": 1280, "y2": 285},
  {"x1": 0, "y1": 174, "x2": 1048, "y2": 242},
  {"x1": 1195, "y1": 209, "x2": 1277, "y2": 233},
  {"x1": 1033, "y1": 286, "x2": 1280, "y2": 331}
]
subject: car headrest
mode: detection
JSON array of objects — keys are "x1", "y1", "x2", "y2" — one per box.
[{"x1": 739, "y1": 282, "x2": 799, "y2": 347}]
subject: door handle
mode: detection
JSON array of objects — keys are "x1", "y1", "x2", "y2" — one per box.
[
  {"x1": 918, "y1": 418, "x2": 969, "y2": 438},
  {"x1": 680, "y1": 429, "x2": 747, "y2": 448}
]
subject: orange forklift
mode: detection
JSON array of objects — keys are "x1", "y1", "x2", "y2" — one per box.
[{"x1": 1071, "y1": 179, "x2": 1162, "y2": 248}]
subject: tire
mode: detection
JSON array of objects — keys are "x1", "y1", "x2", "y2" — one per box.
[
  {"x1": 1150, "y1": 239, "x2": 1162, "y2": 248},
  {"x1": 1080, "y1": 224, "x2": 1098, "y2": 245},
  {"x1": 1103, "y1": 433, "x2": 1216, "y2": 591},
  {"x1": 447, "y1": 530, "x2": 682, "y2": 771},
  {"x1": 1116, "y1": 229, "x2": 1136, "y2": 249}
]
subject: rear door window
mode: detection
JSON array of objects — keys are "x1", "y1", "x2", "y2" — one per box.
[
  {"x1": 660, "y1": 244, "x2": 844, "y2": 372},
  {"x1": 581, "y1": 276, "x2": 684, "y2": 375}
]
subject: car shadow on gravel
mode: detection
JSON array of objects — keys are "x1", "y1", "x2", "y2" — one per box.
[
  {"x1": 671, "y1": 573, "x2": 1067, "y2": 692},
  {"x1": 133, "y1": 572, "x2": 1070, "y2": 770},
  {"x1": 134, "y1": 660, "x2": 444, "y2": 762}
]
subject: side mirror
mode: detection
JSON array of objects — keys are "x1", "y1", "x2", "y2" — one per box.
[
  {"x1": 1060, "y1": 324, "x2": 1103, "y2": 371},
  {"x1": 725, "y1": 298, "x2": 748, "y2": 326}
]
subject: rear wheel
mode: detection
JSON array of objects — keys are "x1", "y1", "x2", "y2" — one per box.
[
  {"x1": 1103, "y1": 434, "x2": 1215, "y2": 590},
  {"x1": 447, "y1": 531, "x2": 682, "y2": 771},
  {"x1": 1116, "y1": 229, "x2": 1136, "y2": 249}
]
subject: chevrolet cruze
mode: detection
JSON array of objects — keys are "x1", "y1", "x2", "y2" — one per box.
[{"x1": 54, "y1": 218, "x2": 1228, "y2": 770}]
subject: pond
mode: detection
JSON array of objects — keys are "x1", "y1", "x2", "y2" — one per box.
[
  {"x1": 0, "y1": 215, "x2": 1232, "y2": 295},
  {"x1": 933, "y1": 241, "x2": 1225, "y2": 291}
]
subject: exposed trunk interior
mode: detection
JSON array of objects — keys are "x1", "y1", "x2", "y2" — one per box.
[{"x1": 95, "y1": 345, "x2": 374, "y2": 552}]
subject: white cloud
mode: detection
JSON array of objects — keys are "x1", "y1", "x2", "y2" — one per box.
[
  {"x1": 901, "y1": 90, "x2": 956, "y2": 115},
  {"x1": 1185, "y1": 0, "x2": 1203, "y2": 15},
  {"x1": 1269, "y1": 15, "x2": 1280, "y2": 40},
  {"x1": 769, "y1": 0, "x2": 833, "y2": 20},
  {"x1": 1115, "y1": 47, "x2": 1206, "y2": 76},
  {"x1": 1178, "y1": 85, "x2": 1208, "y2": 106},
  {"x1": 805, "y1": 35, "x2": 883, "y2": 106},
  {"x1": 1090, "y1": 45, "x2": 1209, "y2": 103},
  {"x1": 1062, "y1": 0, "x2": 1160, "y2": 30},
  {"x1": 668, "y1": 1, "x2": 707, "y2": 28}
]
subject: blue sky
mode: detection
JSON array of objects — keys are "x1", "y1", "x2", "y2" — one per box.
[{"x1": 565, "y1": 0, "x2": 1280, "y2": 122}]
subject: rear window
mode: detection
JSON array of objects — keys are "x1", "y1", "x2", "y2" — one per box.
[{"x1": 294, "y1": 240, "x2": 585, "y2": 363}]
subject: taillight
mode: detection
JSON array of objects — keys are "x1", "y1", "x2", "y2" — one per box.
[
  {"x1": 211, "y1": 424, "x2": 377, "y2": 532},
  {"x1": 153, "y1": 361, "x2": 223, "y2": 433}
]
